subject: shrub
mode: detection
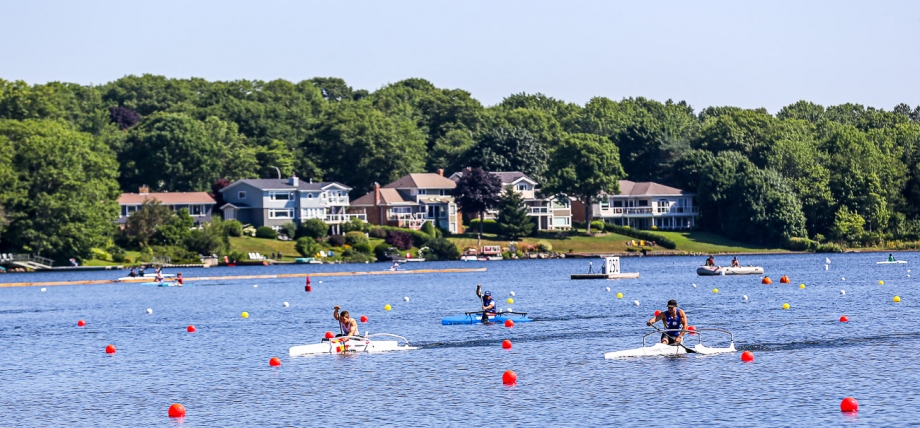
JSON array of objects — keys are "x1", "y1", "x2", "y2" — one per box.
[
  {"x1": 424, "y1": 237, "x2": 461, "y2": 261},
  {"x1": 343, "y1": 217, "x2": 369, "y2": 233},
  {"x1": 91, "y1": 248, "x2": 109, "y2": 261},
  {"x1": 374, "y1": 242, "x2": 394, "y2": 261},
  {"x1": 345, "y1": 231, "x2": 369, "y2": 246},
  {"x1": 255, "y1": 226, "x2": 277, "y2": 239},
  {"x1": 299, "y1": 218, "x2": 329, "y2": 240},
  {"x1": 369, "y1": 228, "x2": 387, "y2": 239},
  {"x1": 328, "y1": 234, "x2": 346, "y2": 247},
  {"x1": 785, "y1": 237, "x2": 819, "y2": 252},
  {"x1": 385, "y1": 230, "x2": 414, "y2": 250},
  {"x1": 603, "y1": 223, "x2": 677, "y2": 250},
  {"x1": 536, "y1": 240, "x2": 553, "y2": 252},
  {"x1": 295, "y1": 237, "x2": 322, "y2": 257},
  {"x1": 815, "y1": 242, "x2": 844, "y2": 253},
  {"x1": 242, "y1": 225, "x2": 257, "y2": 237},
  {"x1": 280, "y1": 222, "x2": 298, "y2": 240},
  {"x1": 590, "y1": 220, "x2": 606, "y2": 232},
  {"x1": 420, "y1": 221, "x2": 436, "y2": 237},
  {"x1": 108, "y1": 246, "x2": 126, "y2": 263},
  {"x1": 353, "y1": 242, "x2": 372, "y2": 254},
  {"x1": 224, "y1": 220, "x2": 243, "y2": 237},
  {"x1": 466, "y1": 219, "x2": 500, "y2": 235}
]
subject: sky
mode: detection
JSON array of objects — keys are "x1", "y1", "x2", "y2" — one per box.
[{"x1": 1, "y1": 0, "x2": 918, "y2": 113}]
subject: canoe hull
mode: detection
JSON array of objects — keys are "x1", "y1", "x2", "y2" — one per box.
[
  {"x1": 604, "y1": 342, "x2": 736, "y2": 359},
  {"x1": 876, "y1": 261, "x2": 908, "y2": 264},
  {"x1": 696, "y1": 266, "x2": 764, "y2": 276},
  {"x1": 441, "y1": 313, "x2": 533, "y2": 325},
  {"x1": 289, "y1": 338, "x2": 416, "y2": 356}
]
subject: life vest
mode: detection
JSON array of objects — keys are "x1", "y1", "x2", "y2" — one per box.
[{"x1": 664, "y1": 310, "x2": 682, "y2": 337}]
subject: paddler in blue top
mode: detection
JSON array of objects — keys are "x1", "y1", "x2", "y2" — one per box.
[
  {"x1": 333, "y1": 306, "x2": 359, "y2": 337},
  {"x1": 476, "y1": 284, "x2": 496, "y2": 323},
  {"x1": 646, "y1": 299, "x2": 688, "y2": 345}
]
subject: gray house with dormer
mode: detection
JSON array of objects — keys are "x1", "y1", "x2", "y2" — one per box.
[{"x1": 219, "y1": 176, "x2": 363, "y2": 234}]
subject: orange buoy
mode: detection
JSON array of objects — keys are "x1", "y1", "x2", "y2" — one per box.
[
  {"x1": 780, "y1": 275, "x2": 790, "y2": 283},
  {"x1": 840, "y1": 316, "x2": 849, "y2": 323},
  {"x1": 77, "y1": 320, "x2": 86, "y2": 327},
  {"x1": 168, "y1": 403, "x2": 187, "y2": 418},
  {"x1": 269, "y1": 357, "x2": 282, "y2": 367},
  {"x1": 654, "y1": 310, "x2": 661, "y2": 317},
  {"x1": 502, "y1": 370, "x2": 517, "y2": 385},
  {"x1": 840, "y1": 397, "x2": 858, "y2": 412},
  {"x1": 105, "y1": 344, "x2": 116, "y2": 354},
  {"x1": 501, "y1": 339, "x2": 512, "y2": 349},
  {"x1": 360, "y1": 315, "x2": 368, "y2": 323},
  {"x1": 324, "y1": 331, "x2": 334, "y2": 339},
  {"x1": 741, "y1": 351, "x2": 754, "y2": 362},
  {"x1": 187, "y1": 325, "x2": 196, "y2": 333},
  {"x1": 762, "y1": 277, "x2": 773, "y2": 284},
  {"x1": 504, "y1": 319, "x2": 514, "y2": 328}
]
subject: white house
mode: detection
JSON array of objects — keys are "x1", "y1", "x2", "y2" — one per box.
[
  {"x1": 592, "y1": 180, "x2": 698, "y2": 230},
  {"x1": 448, "y1": 170, "x2": 572, "y2": 231}
]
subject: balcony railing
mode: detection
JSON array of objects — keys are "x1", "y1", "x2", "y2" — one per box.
[
  {"x1": 597, "y1": 206, "x2": 698, "y2": 216},
  {"x1": 324, "y1": 213, "x2": 367, "y2": 223},
  {"x1": 388, "y1": 212, "x2": 426, "y2": 221}
]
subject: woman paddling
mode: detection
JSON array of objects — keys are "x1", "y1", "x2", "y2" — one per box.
[{"x1": 333, "y1": 306, "x2": 359, "y2": 337}]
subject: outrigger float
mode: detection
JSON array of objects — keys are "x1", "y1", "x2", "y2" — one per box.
[
  {"x1": 696, "y1": 266, "x2": 764, "y2": 276},
  {"x1": 289, "y1": 333, "x2": 417, "y2": 356},
  {"x1": 604, "y1": 328, "x2": 736, "y2": 359},
  {"x1": 441, "y1": 310, "x2": 533, "y2": 325}
]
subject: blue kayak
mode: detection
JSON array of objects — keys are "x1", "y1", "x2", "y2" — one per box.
[{"x1": 441, "y1": 311, "x2": 533, "y2": 325}]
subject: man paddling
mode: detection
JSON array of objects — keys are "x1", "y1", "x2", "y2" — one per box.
[
  {"x1": 647, "y1": 299, "x2": 688, "y2": 345},
  {"x1": 476, "y1": 284, "x2": 497, "y2": 323},
  {"x1": 731, "y1": 256, "x2": 739, "y2": 267},
  {"x1": 889, "y1": 254, "x2": 896, "y2": 262},
  {"x1": 705, "y1": 255, "x2": 715, "y2": 267},
  {"x1": 333, "y1": 306, "x2": 359, "y2": 337}
]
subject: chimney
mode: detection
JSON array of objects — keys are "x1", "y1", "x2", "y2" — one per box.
[
  {"x1": 374, "y1": 182, "x2": 380, "y2": 205},
  {"x1": 139, "y1": 185, "x2": 149, "y2": 194},
  {"x1": 437, "y1": 168, "x2": 444, "y2": 176},
  {"x1": 290, "y1": 174, "x2": 299, "y2": 187}
]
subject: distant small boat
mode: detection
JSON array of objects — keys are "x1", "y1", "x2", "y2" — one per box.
[
  {"x1": 876, "y1": 260, "x2": 907, "y2": 264},
  {"x1": 697, "y1": 266, "x2": 764, "y2": 276}
]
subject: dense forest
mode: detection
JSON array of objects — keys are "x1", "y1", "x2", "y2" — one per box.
[{"x1": 1, "y1": 75, "x2": 919, "y2": 261}]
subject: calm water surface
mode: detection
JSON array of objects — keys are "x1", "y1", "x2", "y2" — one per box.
[{"x1": 1, "y1": 253, "x2": 918, "y2": 426}]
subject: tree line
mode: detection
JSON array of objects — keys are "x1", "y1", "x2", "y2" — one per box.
[{"x1": 1, "y1": 75, "x2": 919, "y2": 261}]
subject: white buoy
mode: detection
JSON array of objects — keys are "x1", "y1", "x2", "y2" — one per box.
[
  {"x1": 510, "y1": 291, "x2": 515, "y2": 296},
  {"x1": 840, "y1": 290, "x2": 846, "y2": 295},
  {"x1": 605, "y1": 287, "x2": 611, "y2": 292},
  {"x1": 283, "y1": 302, "x2": 289, "y2": 307},
  {"x1": 908, "y1": 269, "x2": 912, "y2": 273},
  {"x1": 742, "y1": 295, "x2": 749, "y2": 301},
  {"x1": 692, "y1": 284, "x2": 697, "y2": 288},
  {"x1": 841, "y1": 277, "x2": 845, "y2": 281},
  {"x1": 40, "y1": 288, "x2": 47, "y2": 292},
  {"x1": 403, "y1": 296, "x2": 409, "y2": 302},
  {"x1": 825, "y1": 264, "x2": 829, "y2": 270},
  {"x1": 253, "y1": 284, "x2": 258, "y2": 288},
  {"x1": 146, "y1": 308, "x2": 153, "y2": 314},
  {"x1": 507, "y1": 307, "x2": 512, "y2": 312},
  {"x1": 908, "y1": 274, "x2": 911, "y2": 278},
  {"x1": 633, "y1": 300, "x2": 640, "y2": 306},
  {"x1": 319, "y1": 281, "x2": 323, "y2": 284}
]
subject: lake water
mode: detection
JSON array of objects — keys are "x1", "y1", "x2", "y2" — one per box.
[{"x1": 1, "y1": 252, "x2": 918, "y2": 426}]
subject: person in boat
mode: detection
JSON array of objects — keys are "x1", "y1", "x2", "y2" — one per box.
[
  {"x1": 333, "y1": 306, "x2": 359, "y2": 337},
  {"x1": 155, "y1": 267, "x2": 164, "y2": 284},
  {"x1": 176, "y1": 272, "x2": 184, "y2": 286},
  {"x1": 128, "y1": 267, "x2": 138, "y2": 278},
  {"x1": 731, "y1": 256, "x2": 739, "y2": 267},
  {"x1": 889, "y1": 254, "x2": 896, "y2": 262},
  {"x1": 647, "y1": 299, "x2": 688, "y2": 345},
  {"x1": 705, "y1": 255, "x2": 715, "y2": 267},
  {"x1": 476, "y1": 284, "x2": 496, "y2": 323}
]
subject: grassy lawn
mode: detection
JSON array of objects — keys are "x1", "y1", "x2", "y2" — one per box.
[
  {"x1": 228, "y1": 236, "x2": 300, "y2": 261},
  {"x1": 652, "y1": 231, "x2": 788, "y2": 253}
]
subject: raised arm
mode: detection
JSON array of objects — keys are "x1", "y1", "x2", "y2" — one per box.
[
  {"x1": 476, "y1": 284, "x2": 483, "y2": 298},
  {"x1": 333, "y1": 305, "x2": 341, "y2": 321}
]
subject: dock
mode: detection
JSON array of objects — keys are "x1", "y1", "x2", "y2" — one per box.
[
  {"x1": 0, "y1": 267, "x2": 488, "y2": 288},
  {"x1": 571, "y1": 272, "x2": 640, "y2": 280}
]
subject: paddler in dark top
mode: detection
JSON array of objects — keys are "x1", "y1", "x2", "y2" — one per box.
[
  {"x1": 646, "y1": 299, "x2": 688, "y2": 345},
  {"x1": 731, "y1": 256, "x2": 739, "y2": 267},
  {"x1": 333, "y1": 306, "x2": 359, "y2": 337},
  {"x1": 476, "y1": 284, "x2": 496, "y2": 323},
  {"x1": 705, "y1": 255, "x2": 715, "y2": 267}
]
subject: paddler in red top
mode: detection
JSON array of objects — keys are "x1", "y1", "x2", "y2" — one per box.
[{"x1": 176, "y1": 272, "x2": 184, "y2": 286}]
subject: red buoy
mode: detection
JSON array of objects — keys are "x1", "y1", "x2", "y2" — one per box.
[
  {"x1": 77, "y1": 320, "x2": 86, "y2": 327},
  {"x1": 840, "y1": 397, "x2": 858, "y2": 412},
  {"x1": 306, "y1": 277, "x2": 311, "y2": 285},
  {"x1": 840, "y1": 316, "x2": 849, "y2": 323},
  {"x1": 168, "y1": 403, "x2": 187, "y2": 418},
  {"x1": 687, "y1": 325, "x2": 697, "y2": 335},
  {"x1": 187, "y1": 325, "x2": 196, "y2": 333},
  {"x1": 324, "y1": 331, "x2": 334, "y2": 339},
  {"x1": 305, "y1": 285, "x2": 312, "y2": 292},
  {"x1": 501, "y1": 339, "x2": 512, "y2": 349},
  {"x1": 741, "y1": 351, "x2": 754, "y2": 362},
  {"x1": 269, "y1": 357, "x2": 282, "y2": 367},
  {"x1": 360, "y1": 315, "x2": 368, "y2": 323},
  {"x1": 654, "y1": 310, "x2": 661, "y2": 317},
  {"x1": 105, "y1": 344, "x2": 116, "y2": 354},
  {"x1": 504, "y1": 319, "x2": 514, "y2": 328},
  {"x1": 502, "y1": 370, "x2": 517, "y2": 385}
]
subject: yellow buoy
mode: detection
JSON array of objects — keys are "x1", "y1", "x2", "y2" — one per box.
[
  {"x1": 507, "y1": 298, "x2": 514, "y2": 304},
  {"x1": 616, "y1": 293, "x2": 623, "y2": 299},
  {"x1": 782, "y1": 303, "x2": 790, "y2": 310},
  {"x1": 241, "y1": 311, "x2": 249, "y2": 318},
  {"x1": 878, "y1": 280, "x2": 884, "y2": 285},
  {"x1": 384, "y1": 304, "x2": 392, "y2": 311},
  {"x1": 712, "y1": 288, "x2": 719, "y2": 294},
  {"x1": 799, "y1": 284, "x2": 806, "y2": 289},
  {"x1": 894, "y1": 296, "x2": 901, "y2": 303}
]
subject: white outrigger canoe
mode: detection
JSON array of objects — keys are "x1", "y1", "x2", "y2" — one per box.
[
  {"x1": 876, "y1": 260, "x2": 907, "y2": 264},
  {"x1": 696, "y1": 266, "x2": 764, "y2": 276},
  {"x1": 604, "y1": 328, "x2": 736, "y2": 359},
  {"x1": 289, "y1": 334, "x2": 417, "y2": 357}
]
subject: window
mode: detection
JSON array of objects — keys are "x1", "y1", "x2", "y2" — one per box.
[
  {"x1": 121, "y1": 205, "x2": 140, "y2": 217},
  {"x1": 301, "y1": 208, "x2": 324, "y2": 219},
  {"x1": 600, "y1": 198, "x2": 610, "y2": 209},
  {"x1": 516, "y1": 183, "x2": 528, "y2": 192},
  {"x1": 269, "y1": 209, "x2": 294, "y2": 219},
  {"x1": 238, "y1": 191, "x2": 246, "y2": 199},
  {"x1": 638, "y1": 200, "x2": 649, "y2": 207},
  {"x1": 270, "y1": 192, "x2": 293, "y2": 201},
  {"x1": 306, "y1": 193, "x2": 313, "y2": 199},
  {"x1": 190, "y1": 205, "x2": 204, "y2": 216},
  {"x1": 612, "y1": 200, "x2": 623, "y2": 208},
  {"x1": 418, "y1": 189, "x2": 427, "y2": 195},
  {"x1": 440, "y1": 189, "x2": 449, "y2": 196}
]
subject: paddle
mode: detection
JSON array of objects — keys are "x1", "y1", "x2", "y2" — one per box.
[{"x1": 650, "y1": 324, "x2": 697, "y2": 354}]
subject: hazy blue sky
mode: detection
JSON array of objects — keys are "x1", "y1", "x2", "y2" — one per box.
[{"x1": 2, "y1": 1, "x2": 918, "y2": 113}]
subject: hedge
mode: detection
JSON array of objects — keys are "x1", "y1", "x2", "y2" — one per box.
[
  {"x1": 255, "y1": 226, "x2": 277, "y2": 239},
  {"x1": 603, "y1": 223, "x2": 677, "y2": 249},
  {"x1": 466, "y1": 219, "x2": 500, "y2": 235},
  {"x1": 378, "y1": 226, "x2": 432, "y2": 248}
]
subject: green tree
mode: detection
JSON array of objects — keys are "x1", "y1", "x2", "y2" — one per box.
[
  {"x1": 453, "y1": 167, "x2": 503, "y2": 245},
  {"x1": 423, "y1": 237, "x2": 461, "y2": 261},
  {"x1": 496, "y1": 189, "x2": 534, "y2": 239},
  {"x1": 185, "y1": 218, "x2": 230, "y2": 256},
  {"x1": 124, "y1": 200, "x2": 173, "y2": 248},
  {"x1": 467, "y1": 126, "x2": 548, "y2": 182},
  {"x1": 299, "y1": 218, "x2": 329, "y2": 240},
  {"x1": 831, "y1": 206, "x2": 866, "y2": 243},
  {"x1": 295, "y1": 237, "x2": 322, "y2": 258},
  {"x1": 154, "y1": 208, "x2": 194, "y2": 246},
  {"x1": 544, "y1": 133, "x2": 625, "y2": 234},
  {"x1": 279, "y1": 222, "x2": 298, "y2": 239}
]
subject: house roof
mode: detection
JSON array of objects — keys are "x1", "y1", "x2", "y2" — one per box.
[
  {"x1": 384, "y1": 173, "x2": 456, "y2": 190},
  {"x1": 602, "y1": 180, "x2": 693, "y2": 197},
  {"x1": 119, "y1": 192, "x2": 216, "y2": 205},
  {"x1": 351, "y1": 188, "x2": 417, "y2": 206},
  {"x1": 450, "y1": 170, "x2": 538, "y2": 186},
  {"x1": 220, "y1": 179, "x2": 350, "y2": 193}
]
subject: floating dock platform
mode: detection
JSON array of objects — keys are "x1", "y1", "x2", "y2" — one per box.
[{"x1": 570, "y1": 272, "x2": 640, "y2": 280}]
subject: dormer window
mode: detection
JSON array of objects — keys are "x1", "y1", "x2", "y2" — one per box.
[
  {"x1": 418, "y1": 189, "x2": 427, "y2": 195},
  {"x1": 516, "y1": 183, "x2": 528, "y2": 191}
]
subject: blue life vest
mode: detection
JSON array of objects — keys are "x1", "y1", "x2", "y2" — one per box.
[
  {"x1": 482, "y1": 296, "x2": 496, "y2": 313},
  {"x1": 664, "y1": 310, "x2": 682, "y2": 337}
]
